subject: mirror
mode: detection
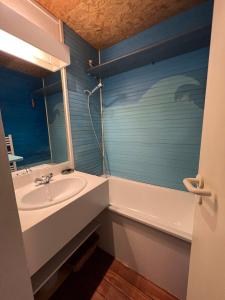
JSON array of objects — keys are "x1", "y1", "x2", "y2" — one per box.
[{"x1": 0, "y1": 51, "x2": 68, "y2": 171}]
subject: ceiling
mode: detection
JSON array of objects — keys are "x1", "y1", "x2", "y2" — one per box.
[{"x1": 35, "y1": 0, "x2": 205, "y2": 49}]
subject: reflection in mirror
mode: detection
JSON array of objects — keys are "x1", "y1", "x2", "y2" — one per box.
[{"x1": 0, "y1": 52, "x2": 68, "y2": 171}]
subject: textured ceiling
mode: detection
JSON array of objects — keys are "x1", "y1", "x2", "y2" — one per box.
[{"x1": 35, "y1": 0, "x2": 205, "y2": 49}]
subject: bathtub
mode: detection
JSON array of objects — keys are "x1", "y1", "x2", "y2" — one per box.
[
  {"x1": 98, "y1": 176, "x2": 196, "y2": 300},
  {"x1": 108, "y1": 176, "x2": 195, "y2": 242}
]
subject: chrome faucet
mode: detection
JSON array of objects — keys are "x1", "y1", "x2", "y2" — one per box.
[{"x1": 34, "y1": 173, "x2": 53, "y2": 186}]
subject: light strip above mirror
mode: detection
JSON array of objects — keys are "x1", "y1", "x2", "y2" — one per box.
[
  {"x1": 0, "y1": 2, "x2": 70, "y2": 72},
  {"x1": 0, "y1": 30, "x2": 65, "y2": 72}
]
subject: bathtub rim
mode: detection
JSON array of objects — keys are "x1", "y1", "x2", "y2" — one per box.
[{"x1": 109, "y1": 204, "x2": 192, "y2": 243}]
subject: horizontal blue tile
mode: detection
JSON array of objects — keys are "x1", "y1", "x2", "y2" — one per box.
[{"x1": 102, "y1": 47, "x2": 209, "y2": 190}]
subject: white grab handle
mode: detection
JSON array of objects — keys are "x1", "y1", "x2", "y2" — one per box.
[{"x1": 183, "y1": 176, "x2": 212, "y2": 197}]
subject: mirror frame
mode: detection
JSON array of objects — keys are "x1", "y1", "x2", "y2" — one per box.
[{"x1": 10, "y1": 20, "x2": 74, "y2": 173}]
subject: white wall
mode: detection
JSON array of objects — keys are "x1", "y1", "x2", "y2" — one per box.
[
  {"x1": 0, "y1": 116, "x2": 33, "y2": 300},
  {"x1": 0, "y1": 0, "x2": 60, "y2": 40},
  {"x1": 0, "y1": 1, "x2": 70, "y2": 69}
]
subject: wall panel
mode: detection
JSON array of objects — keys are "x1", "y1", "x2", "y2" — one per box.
[
  {"x1": 103, "y1": 48, "x2": 209, "y2": 190},
  {"x1": 101, "y1": 2, "x2": 212, "y2": 190},
  {"x1": 64, "y1": 25, "x2": 102, "y2": 175}
]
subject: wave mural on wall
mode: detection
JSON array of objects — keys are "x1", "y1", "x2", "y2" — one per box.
[{"x1": 103, "y1": 49, "x2": 208, "y2": 190}]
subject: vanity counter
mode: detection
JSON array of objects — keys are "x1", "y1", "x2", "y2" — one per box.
[
  {"x1": 18, "y1": 171, "x2": 108, "y2": 232},
  {"x1": 14, "y1": 170, "x2": 109, "y2": 276}
]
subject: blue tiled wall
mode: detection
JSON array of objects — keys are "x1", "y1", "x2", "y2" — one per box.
[
  {"x1": 101, "y1": 2, "x2": 212, "y2": 190},
  {"x1": 0, "y1": 67, "x2": 50, "y2": 167},
  {"x1": 64, "y1": 25, "x2": 102, "y2": 175}
]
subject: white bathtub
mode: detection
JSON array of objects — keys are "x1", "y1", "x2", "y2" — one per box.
[
  {"x1": 98, "y1": 176, "x2": 196, "y2": 299},
  {"x1": 108, "y1": 176, "x2": 195, "y2": 242}
]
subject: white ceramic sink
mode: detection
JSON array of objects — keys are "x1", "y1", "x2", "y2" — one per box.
[{"x1": 16, "y1": 177, "x2": 87, "y2": 210}]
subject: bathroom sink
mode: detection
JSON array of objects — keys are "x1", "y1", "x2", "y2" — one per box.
[{"x1": 16, "y1": 177, "x2": 87, "y2": 210}]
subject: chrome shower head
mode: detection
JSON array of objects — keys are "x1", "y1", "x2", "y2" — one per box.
[
  {"x1": 84, "y1": 82, "x2": 103, "y2": 96},
  {"x1": 90, "y1": 82, "x2": 103, "y2": 95}
]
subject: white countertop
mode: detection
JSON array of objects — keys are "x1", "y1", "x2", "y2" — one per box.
[{"x1": 17, "y1": 171, "x2": 108, "y2": 233}]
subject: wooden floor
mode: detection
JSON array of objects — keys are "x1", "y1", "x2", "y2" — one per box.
[{"x1": 51, "y1": 248, "x2": 178, "y2": 300}]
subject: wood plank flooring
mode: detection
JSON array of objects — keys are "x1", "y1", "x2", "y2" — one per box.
[{"x1": 50, "y1": 248, "x2": 178, "y2": 300}]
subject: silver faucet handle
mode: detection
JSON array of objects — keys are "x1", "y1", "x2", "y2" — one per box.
[
  {"x1": 34, "y1": 173, "x2": 53, "y2": 185},
  {"x1": 45, "y1": 173, "x2": 53, "y2": 180},
  {"x1": 43, "y1": 173, "x2": 53, "y2": 183}
]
